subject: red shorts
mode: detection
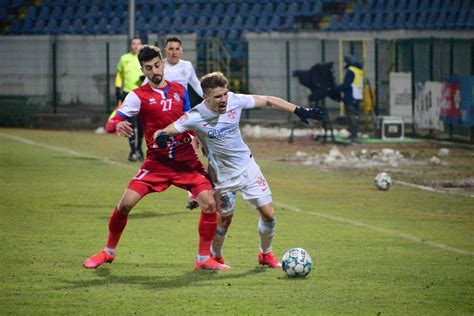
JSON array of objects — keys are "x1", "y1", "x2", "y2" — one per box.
[{"x1": 128, "y1": 158, "x2": 212, "y2": 197}]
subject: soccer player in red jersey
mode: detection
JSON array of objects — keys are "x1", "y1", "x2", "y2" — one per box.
[{"x1": 83, "y1": 45, "x2": 229, "y2": 270}]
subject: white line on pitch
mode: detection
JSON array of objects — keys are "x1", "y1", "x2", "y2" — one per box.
[
  {"x1": 396, "y1": 180, "x2": 473, "y2": 198},
  {"x1": 2, "y1": 132, "x2": 473, "y2": 257},
  {"x1": 274, "y1": 202, "x2": 474, "y2": 256}
]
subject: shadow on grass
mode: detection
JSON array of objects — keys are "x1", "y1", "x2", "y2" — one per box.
[
  {"x1": 60, "y1": 265, "x2": 268, "y2": 290},
  {"x1": 96, "y1": 210, "x2": 192, "y2": 220}
]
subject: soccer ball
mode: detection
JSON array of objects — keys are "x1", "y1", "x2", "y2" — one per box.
[
  {"x1": 281, "y1": 248, "x2": 313, "y2": 278},
  {"x1": 374, "y1": 172, "x2": 392, "y2": 191}
]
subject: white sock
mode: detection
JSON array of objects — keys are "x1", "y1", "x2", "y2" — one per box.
[
  {"x1": 211, "y1": 225, "x2": 228, "y2": 258},
  {"x1": 104, "y1": 246, "x2": 116, "y2": 256},
  {"x1": 258, "y1": 218, "x2": 276, "y2": 254}
]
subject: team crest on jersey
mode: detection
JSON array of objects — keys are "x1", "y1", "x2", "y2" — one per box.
[
  {"x1": 180, "y1": 69, "x2": 187, "y2": 77},
  {"x1": 149, "y1": 98, "x2": 157, "y2": 105},
  {"x1": 227, "y1": 109, "x2": 237, "y2": 119},
  {"x1": 173, "y1": 93, "x2": 181, "y2": 101}
]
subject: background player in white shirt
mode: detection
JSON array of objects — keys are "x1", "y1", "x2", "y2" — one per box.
[{"x1": 153, "y1": 72, "x2": 324, "y2": 268}]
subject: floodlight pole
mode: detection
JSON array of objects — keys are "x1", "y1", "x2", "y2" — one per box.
[{"x1": 128, "y1": 0, "x2": 135, "y2": 40}]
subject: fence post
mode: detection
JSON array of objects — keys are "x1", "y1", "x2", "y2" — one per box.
[
  {"x1": 374, "y1": 38, "x2": 379, "y2": 116},
  {"x1": 52, "y1": 41, "x2": 57, "y2": 114},
  {"x1": 286, "y1": 40, "x2": 292, "y2": 123},
  {"x1": 394, "y1": 39, "x2": 399, "y2": 72},
  {"x1": 410, "y1": 39, "x2": 416, "y2": 135},
  {"x1": 106, "y1": 42, "x2": 111, "y2": 114},
  {"x1": 245, "y1": 41, "x2": 250, "y2": 119}
]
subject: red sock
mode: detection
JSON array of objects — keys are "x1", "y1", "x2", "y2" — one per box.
[
  {"x1": 106, "y1": 208, "x2": 128, "y2": 249},
  {"x1": 198, "y1": 211, "x2": 217, "y2": 257}
]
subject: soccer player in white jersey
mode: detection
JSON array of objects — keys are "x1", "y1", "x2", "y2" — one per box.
[
  {"x1": 144, "y1": 36, "x2": 204, "y2": 210},
  {"x1": 153, "y1": 72, "x2": 324, "y2": 268}
]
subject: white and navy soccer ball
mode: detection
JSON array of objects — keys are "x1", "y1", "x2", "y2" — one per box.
[
  {"x1": 374, "y1": 172, "x2": 392, "y2": 191},
  {"x1": 281, "y1": 248, "x2": 313, "y2": 278}
]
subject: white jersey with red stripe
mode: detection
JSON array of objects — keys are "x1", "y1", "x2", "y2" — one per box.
[{"x1": 173, "y1": 92, "x2": 256, "y2": 182}]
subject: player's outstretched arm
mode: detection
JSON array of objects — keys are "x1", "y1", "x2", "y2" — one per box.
[
  {"x1": 153, "y1": 123, "x2": 180, "y2": 149},
  {"x1": 253, "y1": 95, "x2": 325, "y2": 124}
]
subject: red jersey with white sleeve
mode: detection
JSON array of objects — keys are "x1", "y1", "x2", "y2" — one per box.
[{"x1": 106, "y1": 80, "x2": 196, "y2": 162}]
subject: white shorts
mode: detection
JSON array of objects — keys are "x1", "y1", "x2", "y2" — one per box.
[{"x1": 214, "y1": 158, "x2": 272, "y2": 217}]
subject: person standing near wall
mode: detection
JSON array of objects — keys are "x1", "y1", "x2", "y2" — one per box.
[
  {"x1": 115, "y1": 36, "x2": 145, "y2": 161},
  {"x1": 338, "y1": 54, "x2": 364, "y2": 143}
]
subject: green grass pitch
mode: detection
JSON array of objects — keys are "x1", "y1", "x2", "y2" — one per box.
[{"x1": 1, "y1": 128, "x2": 473, "y2": 315}]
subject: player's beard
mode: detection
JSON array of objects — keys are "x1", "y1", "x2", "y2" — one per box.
[{"x1": 150, "y1": 74, "x2": 163, "y2": 85}]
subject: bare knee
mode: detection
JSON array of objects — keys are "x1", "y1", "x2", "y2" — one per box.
[
  {"x1": 198, "y1": 194, "x2": 216, "y2": 212},
  {"x1": 117, "y1": 200, "x2": 134, "y2": 214}
]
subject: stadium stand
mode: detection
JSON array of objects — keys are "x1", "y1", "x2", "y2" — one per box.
[{"x1": 0, "y1": 0, "x2": 472, "y2": 63}]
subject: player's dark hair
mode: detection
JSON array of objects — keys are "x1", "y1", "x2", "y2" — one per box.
[
  {"x1": 201, "y1": 72, "x2": 228, "y2": 93},
  {"x1": 165, "y1": 36, "x2": 182, "y2": 46},
  {"x1": 129, "y1": 36, "x2": 141, "y2": 45},
  {"x1": 138, "y1": 45, "x2": 163, "y2": 66}
]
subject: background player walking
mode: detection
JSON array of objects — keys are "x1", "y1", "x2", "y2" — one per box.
[
  {"x1": 154, "y1": 72, "x2": 324, "y2": 267},
  {"x1": 84, "y1": 47, "x2": 229, "y2": 271}
]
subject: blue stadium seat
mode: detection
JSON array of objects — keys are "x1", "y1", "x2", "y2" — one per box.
[
  {"x1": 113, "y1": 5, "x2": 125, "y2": 19},
  {"x1": 50, "y1": 6, "x2": 62, "y2": 19},
  {"x1": 201, "y1": 3, "x2": 212, "y2": 17},
  {"x1": 203, "y1": 29, "x2": 215, "y2": 39},
  {"x1": 340, "y1": 14, "x2": 350, "y2": 30},
  {"x1": 255, "y1": 15, "x2": 270, "y2": 32},
  {"x1": 431, "y1": 0, "x2": 442, "y2": 13},
  {"x1": 407, "y1": 0, "x2": 418, "y2": 13},
  {"x1": 78, "y1": 0, "x2": 88, "y2": 7},
  {"x1": 274, "y1": 2, "x2": 286, "y2": 16},
  {"x1": 426, "y1": 12, "x2": 437, "y2": 28},
  {"x1": 418, "y1": 0, "x2": 429, "y2": 12},
  {"x1": 395, "y1": 0, "x2": 407, "y2": 13},
  {"x1": 237, "y1": 3, "x2": 249, "y2": 17},
  {"x1": 33, "y1": 19, "x2": 46, "y2": 34},
  {"x1": 170, "y1": 15, "x2": 184, "y2": 32},
  {"x1": 158, "y1": 16, "x2": 172, "y2": 34},
  {"x1": 221, "y1": 15, "x2": 232, "y2": 30},
  {"x1": 249, "y1": 3, "x2": 262, "y2": 16},
  {"x1": 216, "y1": 29, "x2": 227, "y2": 40},
  {"x1": 75, "y1": 6, "x2": 87, "y2": 19},
  {"x1": 446, "y1": 11, "x2": 457, "y2": 28},
  {"x1": 436, "y1": 11, "x2": 447, "y2": 28},
  {"x1": 110, "y1": 17, "x2": 124, "y2": 34},
  {"x1": 21, "y1": 18, "x2": 34, "y2": 34},
  {"x1": 228, "y1": 29, "x2": 241, "y2": 41},
  {"x1": 459, "y1": 0, "x2": 471, "y2": 13},
  {"x1": 208, "y1": 16, "x2": 220, "y2": 29},
  {"x1": 138, "y1": 3, "x2": 151, "y2": 19},
  {"x1": 243, "y1": 15, "x2": 257, "y2": 32},
  {"x1": 373, "y1": 12, "x2": 383, "y2": 29},
  {"x1": 449, "y1": 0, "x2": 461, "y2": 12},
  {"x1": 415, "y1": 11, "x2": 428, "y2": 28},
  {"x1": 455, "y1": 11, "x2": 467, "y2": 28},
  {"x1": 38, "y1": 6, "x2": 50, "y2": 20},
  {"x1": 269, "y1": 15, "x2": 281, "y2": 31},
  {"x1": 71, "y1": 18, "x2": 83, "y2": 34},
  {"x1": 25, "y1": 6, "x2": 36, "y2": 21},
  {"x1": 87, "y1": 5, "x2": 99, "y2": 19},
  {"x1": 9, "y1": 19, "x2": 21, "y2": 34},
  {"x1": 360, "y1": 12, "x2": 372, "y2": 30},
  {"x1": 262, "y1": 2, "x2": 274, "y2": 17},
  {"x1": 136, "y1": 16, "x2": 146, "y2": 33},
  {"x1": 385, "y1": 0, "x2": 396, "y2": 13},
  {"x1": 84, "y1": 17, "x2": 96, "y2": 34},
  {"x1": 10, "y1": 0, "x2": 24, "y2": 10},
  {"x1": 59, "y1": 18, "x2": 70, "y2": 33},
  {"x1": 40, "y1": 0, "x2": 52, "y2": 7},
  {"x1": 395, "y1": 12, "x2": 406, "y2": 28},
  {"x1": 351, "y1": 11, "x2": 362, "y2": 30},
  {"x1": 47, "y1": 18, "x2": 59, "y2": 35},
  {"x1": 164, "y1": 3, "x2": 175, "y2": 16},
  {"x1": 148, "y1": 15, "x2": 159, "y2": 33},
  {"x1": 97, "y1": 17, "x2": 108, "y2": 34},
  {"x1": 63, "y1": 6, "x2": 74, "y2": 20},
  {"x1": 196, "y1": 16, "x2": 208, "y2": 29},
  {"x1": 384, "y1": 12, "x2": 395, "y2": 29},
  {"x1": 0, "y1": 7, "x2": 6, "y2": 23},
  {"x1": 214, "y1": 3, "x2": 225, "y2": 17},
  {"x1": 225, "y1": 3, "x2": 237, "y2": 18},
  {"x1": 328, "y1": 15, "x2": 340, "y2": 30},
  {"x1": 182, "y1": 16, "x2": 195, "y2": 33},
  {"x1": 466, "y1": 10, "x2": 474, "y2": 29},
  {"x1": 374, "y1": 0, "x2": 384, "y2": 13},
  {"x1": 286, "y1": 2, "x2": 298, "y2": 16},
  {"x1": 363, "y1": 0, "x2": 375, "y2": 13},
  {"x1": 189, "y1": 3, "x2": 200, "y2": 17},
  {"x1": 406, "y1": 12, "x2": 417, "y2": 28},
  {"x1": 175, "y1": 3, "x2": 188, "y2": 17},
  {"x1": 152, "y1": 4, "x2": 163, "y2": 18},
  {"x1": 231, "y1": 15, "x2": 244, "y2": 30}
]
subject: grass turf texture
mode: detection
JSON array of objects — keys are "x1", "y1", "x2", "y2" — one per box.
[{"x1": 1, "y1": 129, "x2": 473, "y2": 315}]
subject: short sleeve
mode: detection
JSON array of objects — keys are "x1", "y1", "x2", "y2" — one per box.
[
  {"x1": 117, "y1": 91, "x2": 140, "y2": 118},
  {"x1": 230, "y1": 93, "x2": 255, "y2": 110},
  {"x1": 174, "y1": 110, "x2": 199, "y2": 133}
]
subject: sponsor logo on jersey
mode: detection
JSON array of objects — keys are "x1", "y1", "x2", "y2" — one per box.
[
  {"x1": 257, "y1": 175, "x2": 268, "y2": 191},
  {"x1": 227, "y1": 110, "x2": 237, "y2": 119},
  {"x1": 149, "y1": 98, "x2": 157, "y2": 105},
  {"x1": 207, "y1": 123, "x2": 239, "y2": 139},
  {"x1": 173, "y1": 93, "x2": 181, "y2": 101}
]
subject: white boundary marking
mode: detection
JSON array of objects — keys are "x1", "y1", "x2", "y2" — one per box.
[
  {"x1": 274, "y1": 202, "x2": 474, "y2": 256},
  {"x1": 396, "y1": 180, "x2": 474, "y2": 198},
  {"x1": 2, "y1": 132, "x2": 473, "y2": 257}
]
